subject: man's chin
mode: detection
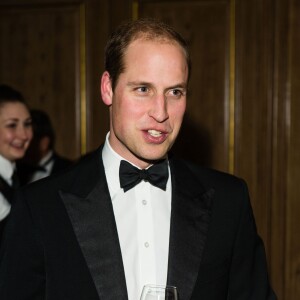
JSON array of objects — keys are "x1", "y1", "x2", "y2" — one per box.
[{"x1": 134, "y1": 151, "x2": 169, "y2": 165}]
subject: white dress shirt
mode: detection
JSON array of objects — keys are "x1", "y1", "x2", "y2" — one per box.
[
  {"x1": 102, "y1": 133, "x2": 172, "y2": 300},
  {"x1": 0, "y1": 155, "x2": 15, "y2": 221}
]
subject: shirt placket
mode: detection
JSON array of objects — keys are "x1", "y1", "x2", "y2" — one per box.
[{"x1": 136, "y1": 180, "x2": 156, "y2": 294}]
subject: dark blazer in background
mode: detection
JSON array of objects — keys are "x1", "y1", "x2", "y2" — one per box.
[
  {"x1": 0, "y1": 147, "x2": 276, "y2": 300},
  {"x1": 17, "y1": 152, "x2": 73, "y2": 186}
]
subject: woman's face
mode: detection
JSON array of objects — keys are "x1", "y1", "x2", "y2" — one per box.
[{"x1": 0, "y1": 102, "x2": 33, "y2": 161}]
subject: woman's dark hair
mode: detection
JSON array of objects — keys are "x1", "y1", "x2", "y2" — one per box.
[
  {"x1": 0, "y1": 84, "x2": 27, "y2": 108},
  {"x1": 30, "y1": 109, "x2": 55, "y2": 149}
]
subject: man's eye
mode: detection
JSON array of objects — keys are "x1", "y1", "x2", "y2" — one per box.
[
  {"x1": 137, "y1": 86, "x2": 148, "y2": 93},
  {"x1": 172, "y1": 89, "x2": 182, "y2": 95},
  {"x1": 169, "y1": 89, "x2": 184, "y2": 98}
]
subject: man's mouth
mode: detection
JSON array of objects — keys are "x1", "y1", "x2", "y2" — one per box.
[{"x1": 148, "y1": 129, "x2": 162, "y2": 137}]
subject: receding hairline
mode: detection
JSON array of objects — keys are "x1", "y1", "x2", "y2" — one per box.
[
  {"x1": 127, "y1": 31, "x2": 188, "y2": 53},
  {"x1": 128, "y1": 33, "x2": 186, "y2": 49}
]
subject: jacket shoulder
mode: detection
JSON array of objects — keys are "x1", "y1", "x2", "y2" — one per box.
[
  {"x1": 22, "y1": 148, "x2": 103, "y2": 200},
  {"x1": 171, "y1": 157, "x2": 246, "y2": 188}
]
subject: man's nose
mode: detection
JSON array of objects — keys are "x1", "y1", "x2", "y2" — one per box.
[{"x1": 149, "y1": 94, "x2": 169, "y2": 122}]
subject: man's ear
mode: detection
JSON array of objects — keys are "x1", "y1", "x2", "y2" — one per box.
[{"x1": 101, "y1": 71, "x2": 113, "y2": 106}]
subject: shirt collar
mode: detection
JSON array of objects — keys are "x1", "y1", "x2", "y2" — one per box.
[
  {"x1": 0, "y1": 154, "x2": 15, "y2": 182},
  {"x1": 102, "y1": 132, "x2": 170, "y2": 198},
  {"x1": 39, "y1": 150, "x2": 54, "y2": 166},
  {"x1": 102, "y1": 133, "x2": 124, "y2": 199}
]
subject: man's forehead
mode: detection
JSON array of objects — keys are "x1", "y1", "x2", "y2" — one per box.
[
  {"x1": 124, "y1": 38, "x2": 186, "y2": 62},
  {"x1": 120, "y1": 36, "x2": 189, "y2": 84},
  {"x1": 129, "y1": 35, "x2": 180, "y2": 48}
]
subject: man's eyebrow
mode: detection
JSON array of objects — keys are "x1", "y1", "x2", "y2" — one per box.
[
  {"x1": 127, "y1": 81, "x2": 153, "y2": 87},
  {"x1": 127, "y1": 81, "x2": 187, "y2": 89},
  {"x1": 168, "y1": 83, "x2": 187, "y2": 89}
]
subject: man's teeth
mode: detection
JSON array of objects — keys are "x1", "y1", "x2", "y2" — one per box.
[{"x1": 148, "y1": 130, "x2": 162, "y2": 137}]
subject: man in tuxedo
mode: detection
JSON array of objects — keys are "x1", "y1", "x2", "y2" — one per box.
[
  {"x1": 17, "y1": 109, "x2": 73, "y2": 185},
  {"x1": 0, "y1": 19, "x2": 276, "y2": 300}
]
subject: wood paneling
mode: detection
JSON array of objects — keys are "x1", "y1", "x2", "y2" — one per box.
[
  {"x1": 286, "y1": 0, "x2": 300, "y2": 298},
  {"x1": 84, "y1": 0, "x2": 109, "y2": 152},
  {"x1": 0, "y1": 4, "x2": 81, "y2": 159},
  {"x1": 271, "y1": 0, "x2": 290, "y2": 297},
  {"x1": 0, "y1": 0, "x2": 115, "y2": 159},
  {"x1": 234, "y1": 0, "x2": 274, "y2": 261}
]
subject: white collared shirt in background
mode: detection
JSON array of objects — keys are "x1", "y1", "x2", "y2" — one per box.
[
  {"x1": 0, "y1": 155, "x2": 15, "y2": 221},
  {"x1": 102, "y1": 133, "x2": 171, "y2": 300},
  {"x1": 29, "y1": 150, "x2": 54, "y2": 183}
]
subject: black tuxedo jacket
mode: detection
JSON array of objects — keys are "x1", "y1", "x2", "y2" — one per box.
[
  {"x1": 51, "y1": 153, "x2": 73, "y2": 175},
  {"x1": 0, "y1": 148, "x2": 276, "y2": 300}
]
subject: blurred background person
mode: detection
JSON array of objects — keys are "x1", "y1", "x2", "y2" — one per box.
[
  {"x1": 0, "y1": 84, "x2": 33, "y2": 240},
  {"x1": 17, "y1": 109, "x2": 73, "y2": 185}
]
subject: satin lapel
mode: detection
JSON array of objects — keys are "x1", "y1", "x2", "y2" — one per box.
[
  {"x1": 60, "y1": 153, "x2": 128, "y2": 300},
  {"x1": 167, "y1": 159, "x2": 214, "y2": 300}
]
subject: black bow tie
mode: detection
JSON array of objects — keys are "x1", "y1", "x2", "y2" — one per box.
[{"x1": 119, "y1": 159, "x2": 169, "y2": 192}]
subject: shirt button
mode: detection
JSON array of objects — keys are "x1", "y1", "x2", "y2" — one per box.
[
  {"x1": 142, "y1": 200, "x2": 147, "y2": 205},
  {"x1": 144, "y1": 242, "x2": 149, "y2": 248}
]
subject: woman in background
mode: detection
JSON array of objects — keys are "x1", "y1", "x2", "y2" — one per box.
[{"x1": 0, "y1": 84, "x2": 32, "y2": 242}]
